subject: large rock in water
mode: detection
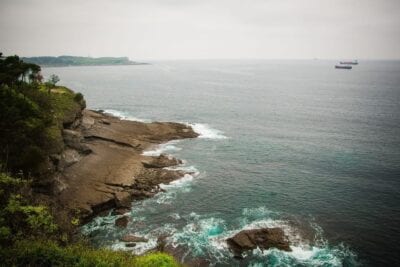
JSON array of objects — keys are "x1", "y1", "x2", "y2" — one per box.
[
  {"x1": 141, "y1": 154, "x2": 182, "y2": 169},
  {"x1": 226, "y1": 228, "x2": 291, "y2": 259},
  {"x1": 115, "y1": 216, "x2": 129, "y2": 228},
  {"x1": 120, "y1": 234, "x2": 148, "y2": 243}
]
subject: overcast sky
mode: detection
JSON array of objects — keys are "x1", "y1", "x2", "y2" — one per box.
[{"x1": 1, "y1": 0, "x2": 399, "y2": 60}]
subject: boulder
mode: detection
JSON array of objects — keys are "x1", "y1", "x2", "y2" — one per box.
[
  {"x1": 112, "y1": 207, "x2": 130, "y2": 216},
  {"x1": 125, "y1": 243, "x2": 136, "y2": 248},
  {"x1": 226, "y1": 228, "x2": 291, "y2": 259},
  {"x1": 99, "y1": 119, "x2": 111, "y2": 125},
  {"x1": 81, "y1": 116, "x2": 95, "y2": 129},
  {"x1": 114, "y1": 191, "x2": 132, "y2": 208},
  {"x1": 142, "y1": 154, "x2": 182, "y2": 169},
  {"x1": 120, "y1": 234, "x2": 148, "y2": 243},
  {"x1": 115, "y1": 216, "x2": 130, "y2": 228},
  {"x1": 60, "y1": 149, "x2": 81, "y2": 168},
  {"x1": 62, "y1": 129, "x2": 82, "y2": 148}
]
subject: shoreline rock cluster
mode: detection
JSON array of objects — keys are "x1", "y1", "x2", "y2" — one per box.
[{"x1": 53, "y1": 109, "x2": 198, "y2": 222}]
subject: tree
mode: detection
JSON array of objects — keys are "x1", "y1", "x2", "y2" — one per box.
[
  {"x1": 49, "y1": 74, "x2": 59, "y2": 86},
  {"x1": 0, "y1": 54, "x2": 41, "y2": 88},
  {"x1": 46, "y1": 74, "x2": 60, "y2": 94}
]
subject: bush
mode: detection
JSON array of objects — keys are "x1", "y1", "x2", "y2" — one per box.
[
  {"x1": 1, "y1": 240, "x2": 181, "y2": 267},
  {"x1": 74, "y1": 92, "x2": 84, "y2": 103},
  {"x1": 134, "y1": 252, "x2": 180, "y2": 267},
  {"x1": 0, "y1": 173, "x2": 57, "y2": 245}
]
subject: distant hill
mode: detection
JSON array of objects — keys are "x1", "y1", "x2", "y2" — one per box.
[{"x1": 22, "y1": 56, "x2": 148, "y2": 67}]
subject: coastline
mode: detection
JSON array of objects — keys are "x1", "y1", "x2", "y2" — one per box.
[
  {"x1": 40, "y1": 63, "x2": 150, "y2": 68},
  {"x1": 55, "y1": 109, "x2": 199, "y2": 223}
]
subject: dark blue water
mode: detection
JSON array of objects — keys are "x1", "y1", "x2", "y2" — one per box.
[{"x1": 43, "y1": 60, "x2": 400, "y2": 266}]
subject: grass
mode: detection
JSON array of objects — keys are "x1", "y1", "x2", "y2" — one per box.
[
  {"x1": 48, "y1": 86, "x2": 83, "y2": 125},
  {"x1": 1, "y1": 240, "x2": 181, "y2": 267}
]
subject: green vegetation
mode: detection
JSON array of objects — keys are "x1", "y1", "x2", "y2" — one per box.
[
  {"x1": 3, "y1": 241, "x2": 180, "y2": 266},
  {"x1": 0, "y1": 53, "x2": 85, "y2": 177},
  {"x1": 0, "y1": 53, "x2": 179, "y2": 266},
  {"x1": 0, "y1": 173, "x2": 57, "y2": 245},
  {"x1": 22, "y1": 55, "x2": 147, "y2": 67},
  {"x1": 0, "y1": 173, "x2": 180, "y2": 267}
]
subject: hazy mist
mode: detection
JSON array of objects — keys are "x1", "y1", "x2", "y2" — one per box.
[{"x1": 1, "y1": 0, "x2": 399, "y2": 60}]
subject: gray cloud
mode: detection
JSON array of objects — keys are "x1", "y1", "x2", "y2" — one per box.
[{"x1": 1, "y1": 0, "x2": 399, "y2": 59}]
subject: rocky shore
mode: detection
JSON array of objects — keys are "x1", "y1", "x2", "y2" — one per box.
[
  {"x1": 53, "y1": 109, "x2": 198, "y2": 222},
  {"x1": 49, "y1": 106, "x2": 293, "y2": 264}
]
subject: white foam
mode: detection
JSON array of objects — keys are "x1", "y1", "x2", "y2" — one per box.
[
  {"x1": 165, "y1": 165, "x2": 200, "y2": 176},
  {"x1": 170, "y1": 213, "x2": 181, "y2": 220},
  {"x1": 110, "y1": 237, "x2": 158, "y2": 255},
  {"x1": 103, "y1": 109, "x2": 149, "y2": 122},
  {"x1": 154, "y1": 168, "x2": 198, "y2": 204},
  {"x1": 142, "y1": 140, "x2": 182, "y2": 156},
  {"x1": 160, "y1": 174, "x2": 194, "y2": 190},
  {"x1": 190, "y1": 123, "x2": 227, "y2": 139},
  {"x1": 289, "y1": 245, "x2": 320, "y2": 261},
  {"x1": 81, "y1": 204, "x2": 356, "y2": 266}
]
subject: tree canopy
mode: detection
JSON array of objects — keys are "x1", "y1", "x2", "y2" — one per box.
[{"x1": 0, "y1": 55, "x2": 42, "y2": 87}]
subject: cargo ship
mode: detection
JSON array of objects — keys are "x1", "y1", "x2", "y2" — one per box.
[
  {"x1": 335, "y1": 65, "x2": 352, "y2": 69},
  {"x1": 340, "y1": 60, "x2": 358, "y2": 65}
]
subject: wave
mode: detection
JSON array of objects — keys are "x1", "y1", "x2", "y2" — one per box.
[
  {"x1": 190, "y1": 123, "x2": 228, "y2": 139},
  {"x1": 101, "y1": 110, "x2": 228, "y2": 140},
  {"x1": 102, "y1": 109, "x2": 149, "y2": 122},
  {"x1": 110, "y1": 236, "x2": 158, "y2": 255},
  {"x1": 156, "y1": 168, "x2": 199, "y2": 204},
  {"x1": 163, "y1": 208, "x2": 358, "y2": 266},
  {"x1": 142, "y1": 140, "x2": 182, "y2": 156},
  {"x1": 82, "y1": 205, "x2": 358, "y2": 266}
]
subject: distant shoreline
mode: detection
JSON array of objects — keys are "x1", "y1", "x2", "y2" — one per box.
[
  {"x1": 40, "y1": 62, "x2": 150, "y2": 68},
  {"x1": 22, "y1": 55, "x2": 149, "y2": 67}
]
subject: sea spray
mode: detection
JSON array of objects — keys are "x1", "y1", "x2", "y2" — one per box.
[
  {"x1": 142, "y1": 140, "x2": 182, "y2": 156},
  {"x1": 102, "y1": 109, "x2": 149, "y2": 122},
  {"x1": 189, "y1": 123, "x2": 228, "y2": 139}
]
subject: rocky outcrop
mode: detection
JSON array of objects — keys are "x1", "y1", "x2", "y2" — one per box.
[
  {"x1": 227, "y1": 228, "x2": 291, "y2": 259},
  {"x1": 115, "y1": 216, "x2": 130, "y2": 228},
  {"x1": 55, "y1": 109, "x2": 198, "y2": 222},
  {"x1": 142, "y1": 154, "x2": 182, "y2": 169},
  {"x1": 121, "y1": 235, "x2": 148, "y2": 243}
]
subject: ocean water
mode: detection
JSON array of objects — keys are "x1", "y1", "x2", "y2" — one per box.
[{"x1": 43, "y1": 60, "x2": 400, "y2": 266}]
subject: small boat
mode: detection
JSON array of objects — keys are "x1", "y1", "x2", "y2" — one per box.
[
  {"x1": 340, "y1": 60, "x2": 358, "y2": 65},
  {"x1": 335, "y1": 65, "x2": 352, "y2": 69}
]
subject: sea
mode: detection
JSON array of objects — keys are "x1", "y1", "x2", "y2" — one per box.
[{"x1": 42, "y1": 60, "x2": 400, "y2": 266}]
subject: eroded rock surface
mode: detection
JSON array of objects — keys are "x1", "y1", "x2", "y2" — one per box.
[
  {"x1": 56, "y1": 110, "x2": 198, "y2": 221},
  {"x1": 142, "y1": 154, "x2": 182, "y2": 168}
]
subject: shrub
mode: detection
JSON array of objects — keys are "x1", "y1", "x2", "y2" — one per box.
[
  {"x1": 74, "y1": 92, "x2": 84, "y2": 103},
  {"x1": 0, "y1": 173, "x2": 57, "y2": 245},
  {"x1": 134, "y1": 252, "x2": 180, "y2": 267},
  {"x1": 1, "y1": 240, "x2": 181, "y2": 267}
]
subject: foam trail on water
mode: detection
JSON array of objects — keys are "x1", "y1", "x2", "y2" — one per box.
[
  {"x1": 110, "y1": 237, "x2": 158, "y2": 255},
  {"x1": 156, "y1": 168, "x2": 199, "y2": 204},
  {"x1": 160, "y1": 174, "x2": 194, "y2": 190},
  {"x1": 165, "y1": 165, "x2": 200, "y2": 176},
  {"x1": 103, "y1": 109, "x2": 149, "y2": 122},
  {"x1": 142, "y1": 140, "x2": 182, "y2": 156},
  {"x1": 190, "y1": 123, "x2": 227, "y2": 139}
]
